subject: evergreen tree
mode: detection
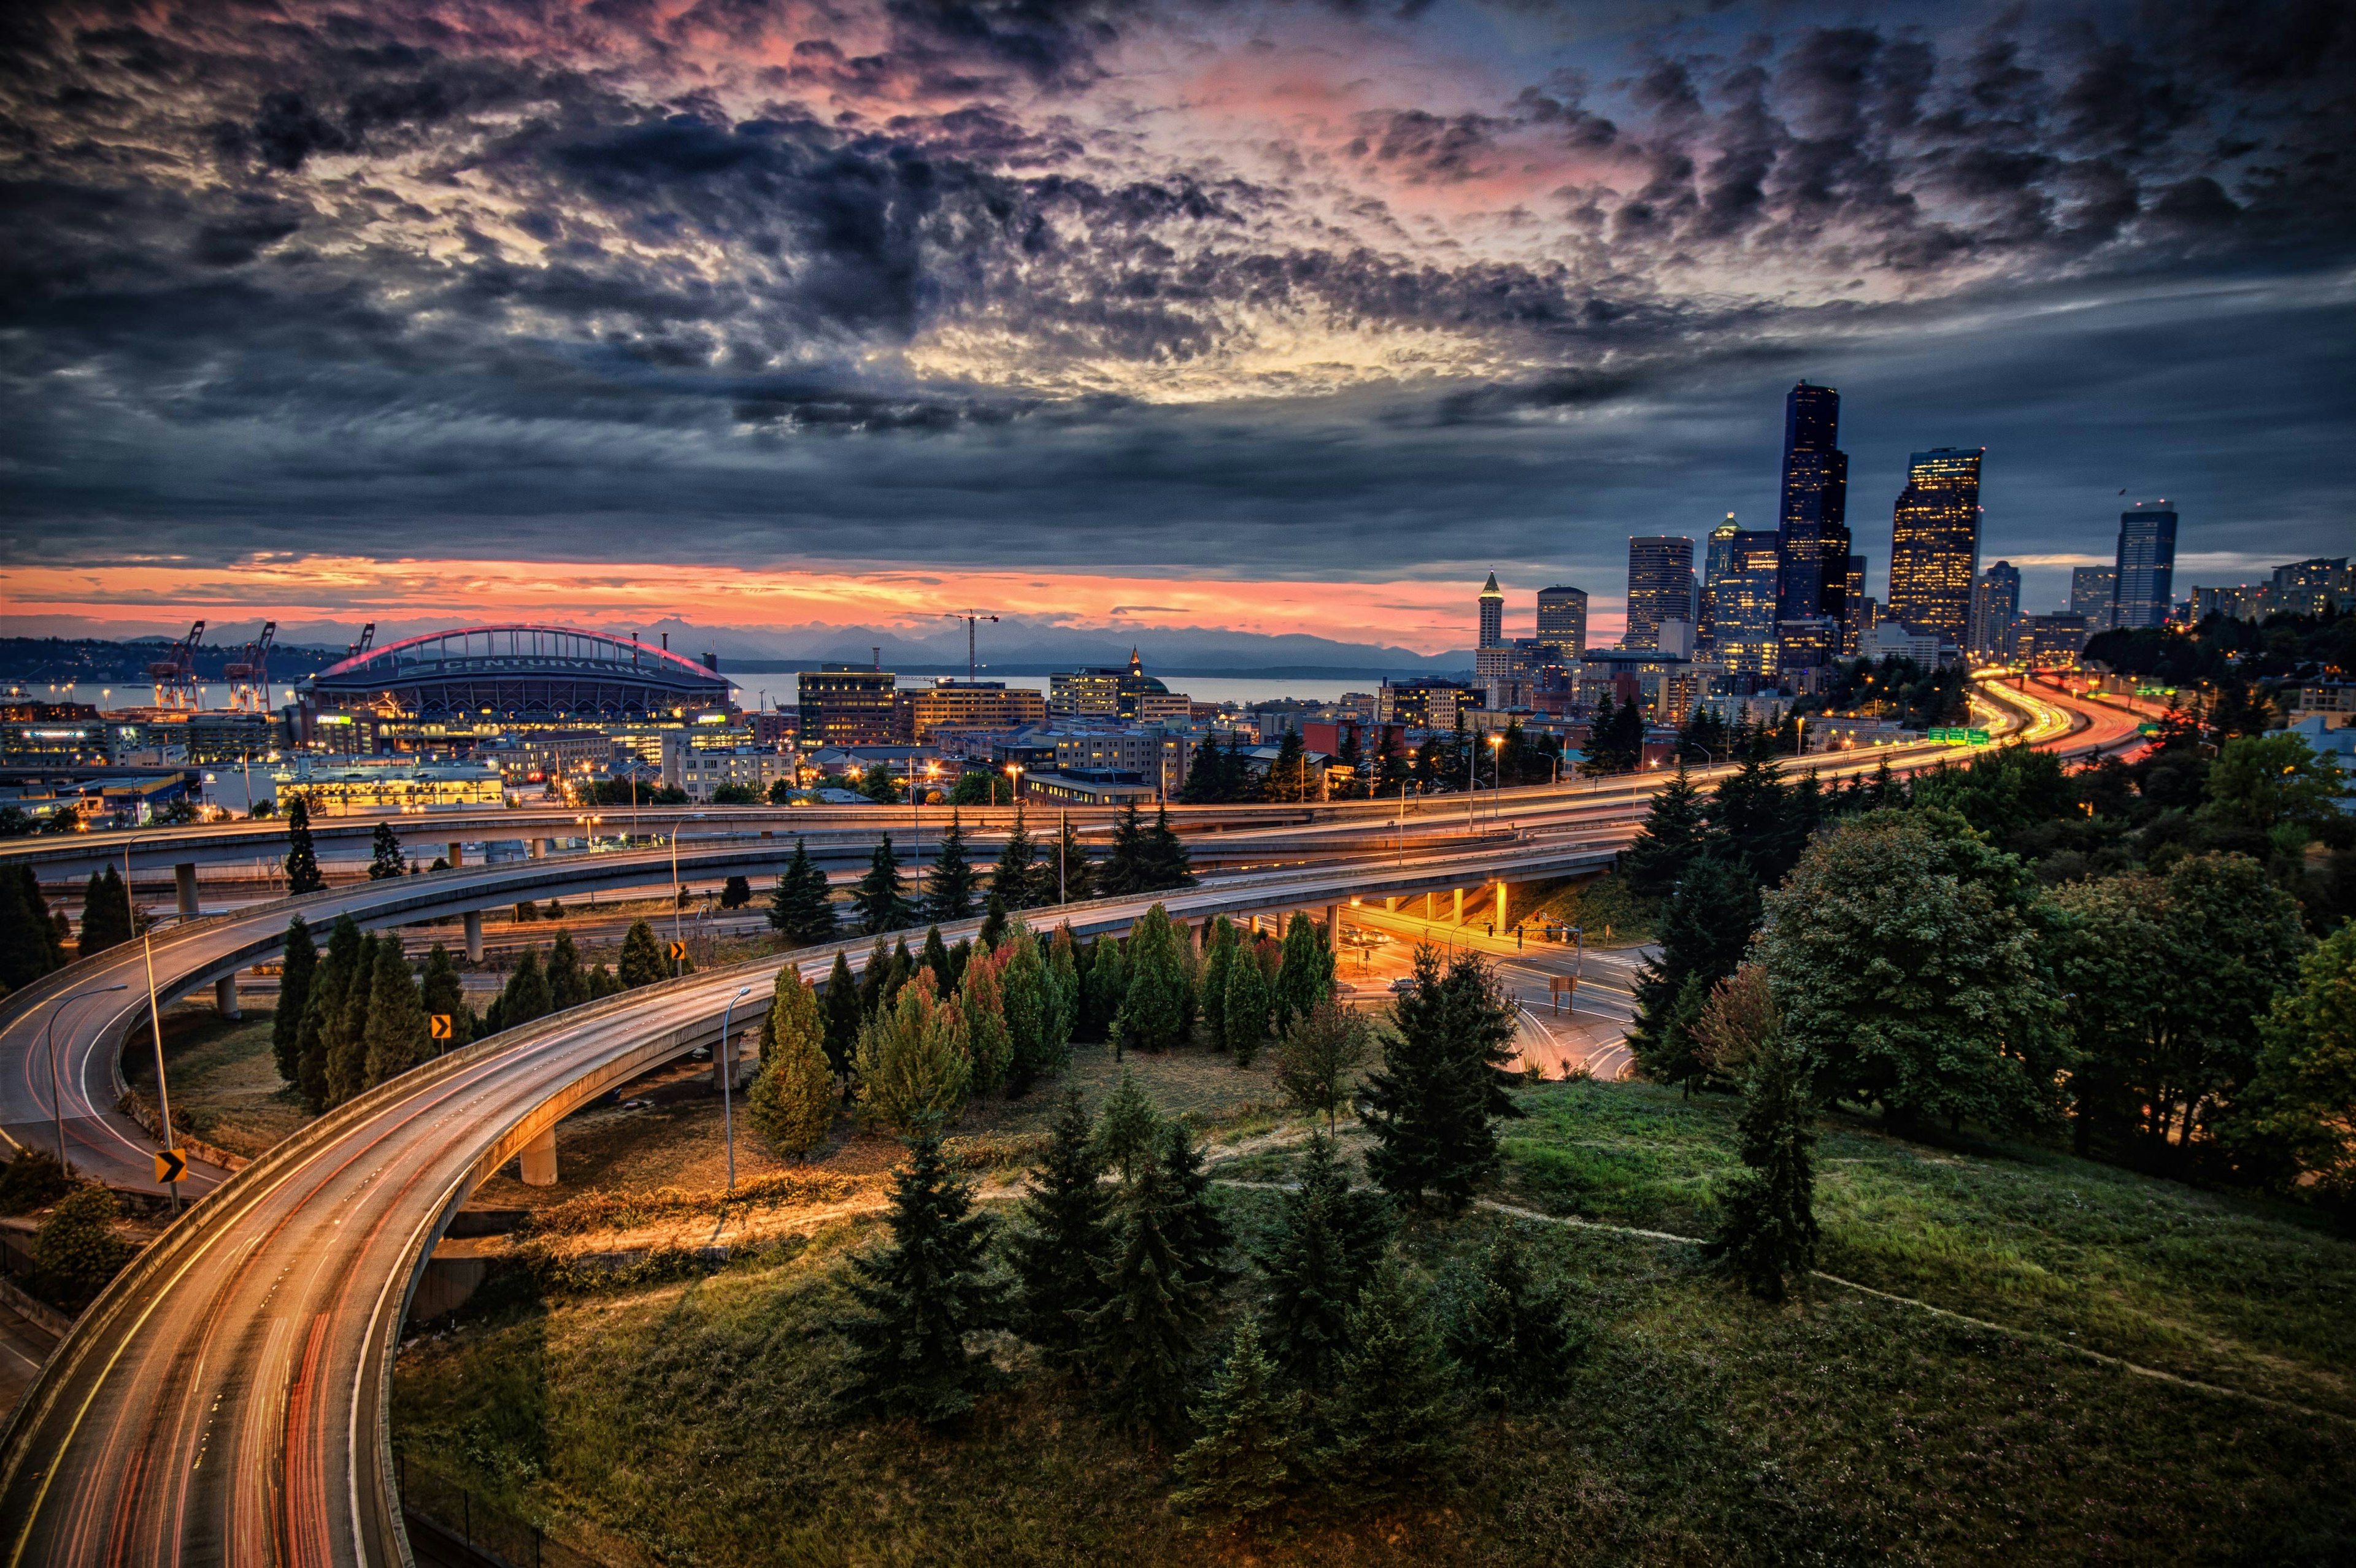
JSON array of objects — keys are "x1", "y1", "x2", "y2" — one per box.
[
  {"x1": 999, "y1": 929, "x2": 1059, "y2": 1093},
  {"x1": 368, "y1": 821, "x2": 405, "y2": 880},
  {"x1": 1266, "y1": 729, "x2": 1311, "y2": 802},
  {"x1": 546, "y1": 929, "x2": 588, "y2": 1011},
  {"x1": 1198, "y1": 916, "x2": 1238, "y2": 1045},
  {"x1": 1171, "y1": 1319, "x2": 1304, "y2": 1524},
  {"x1": 1118, "y1": 904, "x2": 1190, "y2": 1051},
  {"x1": 418, "y1": 942, "x2": 471, "y2": 1051},
  {"x1": 977, "y1": 891, "x2": 1009, "y2": 953},
  {"x1": 272, "y1": 914, "x2": 317, "y2": 1083},
  {"x1": 1332, "y1": 726, "x2": 1366, "y2": 801},
  {"x1": 298, "y1": 915, "x2": 364, "y2": 1113},
  {"x1": 34, "y1": 1184, "x2": 130, "y2": 1302},
  {"x1": 924, "y1": 813, "x2": 980, "y2": 923},
  {"x1": 325, "y1": 932, "x2": 379, "y2": 1107},
  {"x1": 1361, "y1": 946, "x2": 1519, "y2": 1208},
  {"x1": 958, "y1": 943, "x2": 1014, "y2": 1093},
  {"x1": 1159, "y1": 1120, "x2": 1233, "y2": 1295},
  {"x1": 1444, "y1": 1232, "x2": 1585, "y2": 1407},
  {"x1": 992, "y1": 806, "x2": 1046, "y2": 911},
  {"x1": 1257, "y1": 1132, "x2": 1391, "y2": 1388},
  {"x1": 1222, "y1": 949, "x2": 1272, "y2": 1064},
  {"x1": 1093, "y1": 1067, "x2": 1161, "y2": 1181},
  {"x1": 1619, "y1": 765, "x2": 1712, "y2": 901},
  {"x1": 837, "y1": 1126, "x2": 1006, "y2": 1424},
  {"x1": 1098, "y1": 801, "x2": 1152, "y2": 895},
  {"x1": 1146, "y1": 805, "x2": 1196, "y2": 891},
  {"x1": 498, "y1": 946, "x2": 555, "y2": 1031},
  {"x1": 922, "y1": 924, "x2": 957, "y2": 994},
  {"x1": 619, "y1": 918, "x2": 671, "y2": 988},
  {"x1": 362, "y1": 940, "x2": 429, "y2": 1088},
  {"x1": 587, "y1": 961, "x2": 623, "y2": 999},
  {"x1": 1707, "y1": 753, "x2": 1793, "y2": 880},
  {"x1": 852, "y1": 979, "x2": 973, "y2": 1131},
  {"x1": 1272, "y1": 912, "x2": 1334, "y2": 1034},
  {"x1": 0, "y1": 867, "x2": 64, "y2": 991},
  {"x1": 1084, "y1": 934, "x2": 1127, "y2": 1042},
  {"x1": 768, "y1": 839, "x2": 837, "y2": 945},
  {"x1": 751, "y1": 967, "x2": 834, "y2": 1158},
  {"x1": 1053, "y1": 814, "x2": 1097, "y2": 902},
  {"x1": 858, "y1": 937, "x2": 894, "y2": 1018},
  {"x1": 719, "y1": 874, "x2": 753, "y2": 910},
  {"x1": 1007, "y1": 1088, "x2": 1115, "y2": 1370},
  {"x1": 283, "y1": 794, "x2": 325, "y2": 894},
  {"x1": 853, "y1": 835, "x2": 917, "y2": 934},
  {"x1": 1626, "y1": 854, "x2": 1763, "y2": 1093},
  {"x1": 1046, "y1": 925, "x2": 1081, "y2": 1057},
  {"x1": 1317, "y1": 1259, "x2": 1461, "y2": 1501},
  {"x1": 822, "y1": 950, "x2": 863, "y2": 1080},
  {"x1": 78, "y1": 866, "x2": 133, "y2": 957},
  {"x1": 1085, "y1": 1143, "x2": 1205, "y2": 1431},
  {"x1": 1701, "y1": 967, "x2": 1819, "y2": 1301}
]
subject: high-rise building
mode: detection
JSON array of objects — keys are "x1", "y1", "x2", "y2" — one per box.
[
  {"x1": 1477, "y1": 572, "x2": 1504, "y2": 648},
  {"x1": 1841, "y1": 555, "x2": 1867, "y2": 656},
  {"x1": 1968, "y1": 559, "x2": 2021, "y2": 661},
  {"x1": 2272, "y1": 557, "x2": 2352, "y2": 618},
  {"x1": 1887, "y1": 447, "x2": 1985, "y2": 647},
  {"x1": 1697, "y1": 515, "x2": 1739, "y2": 646},
  {"x1": 1474, "y1": 571, "x2": 1517, "y2": 694},
  {"x1": 2112, "y1": 502, "x2": 2179, "y2": 629},
  {"x1": 797, "y1": 665, "x2": 896, "y2": 746},
  {"x1": 2069, "y1": 566, "x2": 2118, "y2": 629},
  {"x1": 1776, "y1": 382, "x2": 1851, "y2": 628},
  {"x1": 1712, "y1": 529, "x2": 1783, "y2": 678},
  {"x1": 1534, "y1": 586, "x2": 1588, "y2": 659},
  {"x1": 1049, "y1": 648, "x2": 1178, "y2": 720},
  {"x1": 1625, "y1": 536, "x2": 1696, "y2": 651}
]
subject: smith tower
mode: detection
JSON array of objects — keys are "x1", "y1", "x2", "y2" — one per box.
[{"x1": 1776, "y1": 382, "x2": 1850, "y2": 628}]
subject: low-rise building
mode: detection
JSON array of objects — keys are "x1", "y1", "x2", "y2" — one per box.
[
  {"x1": 2016, "y1": 612, "x2": 2093, "y2": 668},
  {"x1": 1375, "y1": 678, "x2": 1471, "y2": 730},
  {"x1": 272, "y1": 756, "x2": 506, "y2": 814},
  {"x1": 893, "y1": 680, "x2": 1049, "y2": 743},
  {"x1": 1052, "y1": 728, "x2": 1193, "y2": 796},
  {"x1": 1022, "y1": 769, "x2": 1162, "y2": 807},
  {"x1": 674, "y1": 747, "x2": 794, "y2": 801},
  {"x1": 2284, "y1": 683, "x2": 2354, "y2": 721},
  {"x1": 1868, "y1": 620, "x2": 1947, "y2": 667}
]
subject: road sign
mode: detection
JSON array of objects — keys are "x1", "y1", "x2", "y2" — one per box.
[
  {"x1": 154, "y1": 1147, "x2": 188, "y2": 1184},
  {"x1": 429, "y1": 1014, "x2": 453, "y2": 1040},
  {"x1": 668, "y1": 941, "x2": 688, "y2": 962}
]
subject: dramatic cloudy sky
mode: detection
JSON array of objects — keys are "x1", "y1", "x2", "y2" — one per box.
[{"x1": 1, "y1": 0, "x2": 2350, "y2": 655}]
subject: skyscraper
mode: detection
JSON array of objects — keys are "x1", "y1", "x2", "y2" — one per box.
[
  {"x1": 1625, "y1": 536, "x2": 1696, "y2": 651},
  {"x1": 2113, "y1": 502, "x2": 2179, "y2": 629},
  {"x1": 1535, "y1": 586, "x2": 1588, "y2": 659},
  {"x1": 1713, "y1": 528, "x2": 1783, "y2": 678},
  {"x1": 1697, "y1": 515, "x2": 1739, "y2": 646},
  {"x1": 1477, "y1": 571, "x2": 1504, "y2": 649},
  {"x1": 1776, "y1": 382, "x2": 1850, "y2": 627},
  {"x1": 1969, "y1": 559, "x2": 2021, "y2": 659},
  {"x1": 1474, "y1": 571, "x2": 1516, "y2": 694},
  {"x1": 1841, "y1": 554, "x2": 1867, "y2": 656},
  {"x1": 1886, "y1": 447, "x2": 1985, "y2": 647},
  {"x1": 2069, "y1": 567, "x2": 2118, "y2": 629}
]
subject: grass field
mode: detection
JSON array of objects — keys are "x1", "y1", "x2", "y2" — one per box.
[
  {"x1": 392, "y1": 1071, "x2": 2356, "y2": 1566},
  {"x1": 123, "y1": 1004, "x2": 312, "y2": 1159}
]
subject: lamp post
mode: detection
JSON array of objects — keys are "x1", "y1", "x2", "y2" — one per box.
[
  {"x1": 44, "y1": 983, "x2": 128, "y2": 1170},
  {"x1": 1488, "y1": 734, "x2": 1504, "y2": 821},
  {"x1": 134, "y1": 910, "x2": 188, "y2": 1213},
  {"x1": 718, "y1": 983, "x2": 753, "y2": 1193},
  {"x1": 1004, "y1": 761, "x2": 1023, "y2": 812},
  {"x1": 669, "y1": 828, "x2": 683, "y2": 978}
]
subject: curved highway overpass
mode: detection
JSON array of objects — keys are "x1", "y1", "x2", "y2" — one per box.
[{"x1": 0, "y1": 678, "x2": 2136, "y2": 1565}]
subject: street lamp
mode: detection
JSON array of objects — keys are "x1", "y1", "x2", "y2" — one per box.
[
  {"x1": 44, "y1": 983, "x2": 128, "y2": 1170},
  {"x1": 134, "y1": 909, "x2": 191, "y2": 1213},
  {"x1": 1488, "y1": 734, "x2": 1504, "y2": 821},
  {"x1": 1003, "y1": 761, "x2": 1023, "y2": 809},
  {"x1": 718, "y1": 983, "x2": 753, "y2": 1193}
]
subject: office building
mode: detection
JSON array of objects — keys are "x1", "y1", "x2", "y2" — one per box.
[
  {"x1": 893, "y1": 680, "x2": 1049, "y2": 744},
  {"x1": 1534, "y1": 586, "x2": 1588, "y2": 659},
  {"x1": 1841, "y1": 555, "x2": 1867, "y2": 656},
  {"x1": 2273, "y1": 557, "x2": 2352, "y2": 618},
  {"x1": 1968, "y1": 559, "x2": 2022, "y2": 661},
  {"x1": 2112, "y1": 502, "x2": 2179, "y2": 629},
  {"x1": 1047, "y1": 648, "x2": 1180, "y2": 721},
  {"x1": 1625, "y1": 536, "x2": 1696, "y2": 651},
  {"x1": 1869, "y1": 621, "x2": 1945, "y2": 667},
  {"x1": 1052, "y1": 728, "x2": 1194, "y2": 796},
  {"x1": 1776, "y1": 382, "x2": 1851, "y2": 626},
  {"x1": 2069, "y1": 567, "x2": 2118, "y2": 629},
  {"x1": 1477, "y1": 572, "x2": 1504, "y2": 649},
  {"x1": 1886, "y1": 447, "x2": 1985, "y2": 647},
  {"x1": 796, "y1": 666, "x2": 896, "y2": 747},
  {"x1": 1474, "y1": 571, "x2": 1519, "y2": 693},
  {"x1": 2018, "y1": 612, "x2": 2093, "y2": 667},
  {"x1": 1376, "y1": 678, "x2": 1470, "y2": 730},
  {"x1": 1697, "y1": 517, "x2": 1739, "y2": 646},
  {"x1": 1776, "y1": 616, "x2": 1842, "y2": 677},
  {"x1": 1709, "y1": 528, "x2": 1784, "y2": 678},
  {"x1": 2190, "y1": 583, "x2": 2269, "y2": 623}
]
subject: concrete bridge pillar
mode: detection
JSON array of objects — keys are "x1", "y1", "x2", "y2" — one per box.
[
  {"x1": 174, "y1": 862, "x2": 199, "y2": 919},
  {"x1": 1325, "y1": 904, "x2": 1339, "y2": 950},
  {"x1": 1384, "y1": 896, "x2": 1398, "y2": 913},
  {"x1": 1453, "y1": 887, "x2": 1465, "y2": 925},
  {"x1": 214, "y1": 974, "x2": 241, "y2": 1020},
  {"x1": 1496, "y1": 883, "x2": 1508, "y2": 929},
  {"x1": 529, "y1": 837, "x2": 546, "y2": 860},
  {"x1": 447, "y1": 842, "x2": 464, "y2": 868},
  {"x1": 519, "y1": 1126, "x2": 557, "y2": 1186},
  {"x1": 463, "y1": 909, "x2": 484, "y2": 963}
]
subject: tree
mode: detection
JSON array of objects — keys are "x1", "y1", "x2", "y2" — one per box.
[
  {"x1": 1445, "y1": 1231, "x2": 1584, "y2": 1407},
  {"x1": 2200, "y1": 731, "x2": 2349, "y2": 837},
  {"x1": 1098, "y1": 801, "x2": 1152, "y2": 895},
  {"x1": 1146, "y1": 805, "x2": 1196, "y2": 891},
  {"x1": 298, "y1": 915, "x2": 364, "y2": 1113},
  {"x1": 853, "y1": 834, "x2": 918, "y2": 935},
  {"x1": 1084, "y1": 1140, "x2": 1204, "y2": 1431},
  {"x1": 750, "y1": 967, "x2": 834, "y2": 1158},
  {"x1": 857, "y1": 761, "x2": 903, "y2": 805},
  {"x1": 1274, "y1": 999, "x2": 1374, "y2": 1132},
  {"x1": 1257, "y1": 1132, "x2": 1390, "y2": 1388},
  {"x1": 1361, "y1": 947, "x2": 1520, "y2": 1207},
  {"x1": 1007, "y1": 1088, "x2": 1114, "y2": 1370},
  {"x1": 272, "y1": 915, "x2": 317, "y2": 1083},
  {"x1": 1053, "y1": 814, "x2": 1097, "y2": 902},
  {"x1": 822, "y1": 950, "x2": 863, "y2": 1081},
  {"x1": 496, "y1": 946, "x2": 554, "y2": 1031},
  {"x1": 1317, "y1": 1259, "x2": 1461, "y2": 1501},
  {"x1": 419, "y1": 943, "x2": 471, "y2": 1051},
  {"x1": 947, "y1": 770, "x2": 1010, "y2": 807},
  {"x1": 1045, "y1": 925, "x2": 1080, "y2": 1058},
  {"x1": 618, "y1": 919, "x2": 669, "y2": 988},
  {"x1": 547, "y1": 929, "x2": 587, "y2": 1011},
  {"x1": 78, "y1": 866, "x2": 133, "y2": 958},
  {"x1": 768, "y1": 839, "x2": 837, "y2": 945},
  {"x1": 924, "y1": 813, "x2": 980, "y2": 923},
  {"x1": 853, "y1": 978, "x2": 973, "y2": 1132},
  {"x1": 1158, "y1": 1119, "x2": 1233, "y2": 1295},
  {"x1": 718, "y1": 873, "x2": 753, "y2": 910},
  {"x1": 1171, "y1": 1319, "x2": 1304, "y2": 1525},
  {"x1": 1626, "y1": 854, "x2": 1763, "y2": 1093},
  {"x1": 368, "y1": 821, "x2": 405, "y2": 881},
  {"x1": 0, "y1": 867, "x2": 64, "y2": 992},
  {"x1": 1117, "y1": 905, "x2": 1191, "y2": 1051},
  {"x1": 2232, "y1": 923, "x2": 2356, "y2": 1218},
  {"x1": 1083, "y1": 935, "x2": 1126, "y2": 1041},
  {"x1": 34, "y1": 1184, "x2": 129, "y2": 1302},
  {"x1": 1265, "y1": 730, "x2": 1311, "y2": 802},
  {"x1": 836, "y1": 1126, "x2": 1005, "y2": 1424},
  {"x1": 1699, "y1": 966, "x2": 1819, "y2": 1301},
  {"x1": 1222, "y1": 950, "x2": 1271, "y2": 1064},
  {"x1": 283, "y1": 794, "x2": 325, "y2": 894},
  {"x1": 362, "y1": 940, "x2": 430, "y2": 1088},
  {"x1": 1580, "y1": 694, "x2": 1644, "y2": 777},
  {"x1": 1620, "y1": 765, "x2": 1711, "y2": 901},
  {"x1": 1198, "y1": 917, "x2": 1238, "y2": 1045},
  {"x1": 1760, "y1": 809, "x2": 2068, "y2": 1133},
  {"x1": 957, "y1": 943, "x2": 1014, "y2": 1093},
  {"x1": 998, "y1": 929, "x2": 1061, "y2": 1093},
  {"x1": 1272, "y1": 912, "x2": 1334, "y2": 1034},
  {"x1": 992, "y1": 806, "x2": 1048, "y2": 910},
  {"x1": 324, "y1": 932, "x2": 379, "y2": 1107}
]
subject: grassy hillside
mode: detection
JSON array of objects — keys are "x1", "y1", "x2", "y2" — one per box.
[{"x1": 392, "y1": 1077, "x2": 2355, "y2": 1566}]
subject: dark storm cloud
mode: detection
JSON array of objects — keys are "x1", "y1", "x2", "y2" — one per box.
[{"x1": 0, "y1": 0, "x2": 2350, "y2": 590}]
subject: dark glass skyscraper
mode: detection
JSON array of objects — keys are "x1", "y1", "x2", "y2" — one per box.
[
  {"x1": 1625, "y1": 536, "x2": 1695, "y2": 650},
  {"x1": 2113, "y1": 502, "x2": 2179, "y2": 629},
  {"x1": 1776, "y1": 382, "x2": 1850, "y2": 628},
  {"x1": 1887, "y1": 447, "x2": 1985, "y2": 647}
]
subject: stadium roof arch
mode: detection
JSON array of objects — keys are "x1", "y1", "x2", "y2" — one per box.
[{"x1": 300, "y1": 626, "x2": 734, "y2": 720}]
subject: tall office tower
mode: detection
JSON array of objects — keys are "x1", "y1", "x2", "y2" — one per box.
[
  {"x1": 1477, "y1": 571, "x2": 1504, "y2": 648},
  {"x1": 1535, "y1": 586, "x2": 1588, "y2": 658},
  {"x1": 1841, "y1": 554, "x2": 1867, "y2": 655},
  {"x1": 1697, "y1": 515, "x2": 1740, "y2": 645},
  {"x1": 1715, "y1": 529, "x2": 1784, "y2": 677},
  {"x1": 2113, "y1": 502, "x2": 2179, "y2": 629},
  {"x1": 1474, "y1": 572, "x2": 1518, "y2": 694},
  {"x1": 2069, "y1": 566, "x2": 2119, "y2": 629},
  {"x1": 1968, "y1": 559, "x2": 2022, "y2": 659},
  {"x1": 1625, "y1": 536, "x2": 1696, "y2": 651},
  {"x1": 1886, "y1": 447, "x2": 1985, "y2": 647},
  {"x1": 1776, "y1": 382, "x2": 1851, "y2": 627}
]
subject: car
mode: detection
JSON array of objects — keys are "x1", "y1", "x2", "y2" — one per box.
[{"x1": 1390, "y1": 976, "x2": 1417, "y2": 996}]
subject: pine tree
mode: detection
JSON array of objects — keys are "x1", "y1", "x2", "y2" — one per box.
[
  {"x1": 1444, "y1": 1232, "x2": 1585, "y2": 1408},
  {"x1": 508, "y1": 947, "x2": 557, "y2": 1026},
  {"x1": 853, "y1": 835, "x2": 917, "y2": 935},
  {"x1": 853, "y1": 979, "x2": 974, "y2": 1132},
  {"x1": 298, "y1": 915, "x2": 363, "y2": 1113},
  {"x1": 1701, "y1": 970, "x2": 1819, "y2": 1301},
  {"x1": 283, "y1": 794, "x2": 325, "y2": 894},
  {"x1": 1361, "y1": 946, "x2": 1518, "y2": 1208},
  {"x1": 1266, "y1": 729, "x2": 1310, "y2": 802},
  {"x1": 1171, "y1": 1319, "x2": 1304, "y2": 1524},
  {"x1": 1085, "y1": 934, "x2": 1127, "y2": 1042},
  {"x1": 1317, "y1": 1259, "x2": 1461, "y2": 1501},
  {"x1": 999, "y1": 930, "x2": 1059, "y2": 1093},
  {"x1": 1098, "y1": 801, "x2": 1150, "y2": 896},
  {"x1": 1054, "y1": 814, "x2": 1096, "y2": 902},
  {"x1": 1222, "y1": 950, "x2": 1271, "y2": 1065},
  {"x1": 587, "y1": 962, "x2": 623, "y2": 999},
  {"x1": 1627, "y1": 854, "x2": 1763, "y2": 1093},
  {"x1": 958, "y1": 944, "x2": 1014, "y2": 1093},
  {"x1": 922, "y1": 924, "x2": 956, "y2": 994},
  {"x1": 1118, "y1": 904, "x2": 1189, "y2": 1051},
  {"x1": 0, "y1": 867, "x2": 64, "y2": 991},
  {"x1": 418, "y1": 942, "x2": 472, "y2": 1051},
  {"x1": 837, "y1": 1126, "x2": 1006, "y2": 1424},
  {"x1": 977, "y1": 891, "x2": 1009, "y2": 953},
  {"x1": 1272, "y1": 912, "x2": 1333, "y2": 1036},
  {"x1": 1007, "y1": 1088, "x2": 1115, "y2": 1370},
  {"x1": 750, "y1": 967, "x2": 834, "y2": 1158},
  {"x1": 1257, "y1": 1132, "x2": 1391, "y2": 1388},
  {"x1": 325, "y1": 932, "x2": 379, "y2": 1107},
  {"x1": 547, "y1": 929, "x2": 588, "y2": 1010},
  {"x1": 1084, "y1": 1145, "x2": 1204, "y2": 1431},
  {"x1": 362, "y1": 940, "x2": 429, "y2": 1088},
  {"x1": 1159, "y1": 1119, "x2": 1232, "y2": 1295},
  {"x1": 368, "y1": 821, "x2": 405, "y2": 881},
  {"x1": 858, "y1": 937, "x2": 893, "y2": 1019},
  {"x1": 1198, "y1": 917, "x2": 1237, "y2": 1046},
  {"x1": 272, "y1": 914, "x2": 317, "y2": 1084},
  {"x1": 768, "y1": 839, "x2": 837, "y2": 945},
  {"x1": 924, "y1": 813, "x2": 980, "y2": 923},
  {"x1": 1619, "y1": 764, "x2": 1711, "y2": 901},
  {"x1": 1093, "y1": 1067, "x2": 1161, "y2": 1181},
  {"x1": 1046, "y1": 924, "x2": 1080, "y2": 1058},
  {"x1": 1146, "y1": 805, "x2": 1195, "y2": 891},
  {"x1": 822, "y1": 950, "x2": 862, "y2": 1080},
  {"x1": 992, "y1": 806, "x2": 1045, "y2": 911},
  {"x1": 79, "y1": 866, "x2": 133, "y2": 957}
]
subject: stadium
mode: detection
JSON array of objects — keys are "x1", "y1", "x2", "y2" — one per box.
[{"x1": 297, "y1": 626, "x2": 734, "y2": 730}]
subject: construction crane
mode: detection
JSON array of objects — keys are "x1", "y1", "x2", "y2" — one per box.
[
  {"x1": 146, "y1": 620, "x2": 206, "y2": 711},
  {"x1": 941, "y1": 610, "x2": 999, "y2": 683},
  {"x1": 345, "y1": 623, "x2": 376, "y2": 660},
  {"x1": 223, "y1": 620, "x2": 277, "y2": 712}
]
